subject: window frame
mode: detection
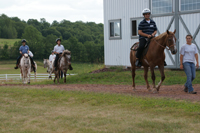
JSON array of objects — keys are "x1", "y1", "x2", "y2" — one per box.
[
  {"x1": 130, "y1": 17, "x2": 143, "y2": 39},
  {"x1": 179, "y1": 0, "x2": 200, "y2": 12},
  {"x1": 108, "y1": 19, "x2": 122, "y2": 40},
  {"x1": 151, "y1": 0, "x2": 174, "y2": 15}
]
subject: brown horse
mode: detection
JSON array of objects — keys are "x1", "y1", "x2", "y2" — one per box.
[
  {"x1": 54, "y1": 50, "x2": 71, "y2": 84},
  {"x1": 130, "y1": 30, "x2": 177, "y2": 93}
]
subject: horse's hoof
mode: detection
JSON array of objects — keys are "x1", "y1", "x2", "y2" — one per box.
[
  {"x1": 148, "y1": 89, "x2": 152, "y2": 92},
  {"x1": 28, "y1": 82, "x2": 30, "y2": 84},
  {"x1": 133, "y1": 87, "x2": 136, "y2": 91},
  {"x1": 152, "y1": 90, "x2": 158, "y2": 94}
]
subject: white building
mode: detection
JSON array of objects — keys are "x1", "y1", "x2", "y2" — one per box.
[{"x1": 103, "y1": 0, "x2": 200, "y2": 68}]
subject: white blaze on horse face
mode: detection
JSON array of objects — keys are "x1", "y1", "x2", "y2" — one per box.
[{"x1": 173, "y1": 36, "x2": 176, "y2": 49}]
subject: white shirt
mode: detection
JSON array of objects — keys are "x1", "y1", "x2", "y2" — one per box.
[
  {"x1": 53, "y1": 44, "x2": 65, "y2": 53},
  {"x1": 49, "y1": 54, "x2": 56, "y2": 62},
  {"x1": 28, "y1": 51, "x2": 33, "y2": 57},
  {"x1": 146, "y1": 20, "x2": 150, "y2": 24},
  {"x1": 180, "y1": 43, "x2": 198, "y2": 64}
]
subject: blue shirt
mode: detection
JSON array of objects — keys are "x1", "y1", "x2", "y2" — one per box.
[
  {"x1": 19, "y1": 45, "x2": 29, "y2": 54},
  {"x1": 138, "y1": 19, "x2": 157, "y2": 39}
]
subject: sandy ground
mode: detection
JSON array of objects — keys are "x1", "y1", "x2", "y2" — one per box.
[{"x1": 1, "y1": 84, "x2": 200, "y2": 102}]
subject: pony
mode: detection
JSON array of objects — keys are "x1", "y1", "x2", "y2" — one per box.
[
  {"x1": 130, "y1": 30, "x2": 177, "y2": 93},
  {"x1": 43, "y1": 59, "x2": 54, "y2": 79},
  {"x1": 54, "y1": 50, "x2": 71, "y2": 84},
  {"x1": 19, "y1": 54, "x2": 31, "y2": 84}
]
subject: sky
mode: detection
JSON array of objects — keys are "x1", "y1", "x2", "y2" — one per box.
[{"x1": 0, "y1": 0, "x2": 103, "y2": 24}]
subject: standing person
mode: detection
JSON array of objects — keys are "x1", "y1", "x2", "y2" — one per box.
[
  {"x1": 180, "y1": 35, "x2": 199, "y2": 94},
  {"x1": 53, "y1": 38, "x2": 73, "y2": 71},
  {"x1": 135, "y1": 8, "x2": 167, "y2": 67},
  {"x1": 14, "y1": 39, "x2": 36, "y2": 72},
  {"x1": 49, "y1": 50, "x2": 56, "y2": 63}
]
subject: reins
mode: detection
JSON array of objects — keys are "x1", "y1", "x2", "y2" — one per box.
[{"x1": 152, "y1": 36, "x2": 175, "y2": 50}]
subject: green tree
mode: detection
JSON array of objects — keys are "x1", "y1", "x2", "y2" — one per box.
[{"x1": 22, "y1": 25, "x2": 44, "y2": 59}]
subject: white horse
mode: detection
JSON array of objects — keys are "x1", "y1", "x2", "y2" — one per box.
[
  {"x1": 43, "y1": 59, "x2": 54, "y2": 79},
  {"x1": 19, "y1": 54, "x2": 31, "y2": 84},
  {"x1": 54, "y1": 50, "x2": 71, "y2": 84}
]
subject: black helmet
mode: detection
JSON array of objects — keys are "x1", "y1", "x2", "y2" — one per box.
[
  {"x1": 21, "y1": 39, "x2": 26, "y2": 43},
  {"x1": 51, "y1": 50, "x2": 54, "y2": 53},
  {"x1": 56, "y1": 38, "x2": 61, "y2": 43}
]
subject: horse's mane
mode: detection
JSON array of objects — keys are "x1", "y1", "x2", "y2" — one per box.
[
  {"x1": 62, "y1": 50, "x2": 71, "y2": 56},
  {"x1": 153, "y1": 31, "x2": 174, "y2": 41}
]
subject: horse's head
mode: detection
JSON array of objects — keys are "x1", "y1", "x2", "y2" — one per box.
[
  {"x1": 43, "y1": 59, "x2": 48, "y2": 68},
  {"x1": 166, "y1": 30, "x2": 177, "y2": 55},
  {"x1": 23, "y1": 54, "x2": 30, "y2": 68},
  {"x1": 62, "y1": 50, "x2": 71, "y2": 64}
]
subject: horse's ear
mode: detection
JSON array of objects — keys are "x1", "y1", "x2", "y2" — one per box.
[
  {"x1": 167, "y1": 30, "x2": 170, "y2": 35},
  {"x1": 173, "y1": 29, "x2": 176, "y2": 34}
]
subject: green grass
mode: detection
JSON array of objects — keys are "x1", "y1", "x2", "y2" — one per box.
[
  {"x1": 0, "y1": 86, "x2": 200, "y2": 133},
  {"x1": 1, "y1": 60, "x2": 200, "y2": 85},
  {"x1": 0, "y1": 38, "x2": 20, "y2": 47}
]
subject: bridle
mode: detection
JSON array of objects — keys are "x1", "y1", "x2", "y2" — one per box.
[{"x1": 153, "y1": 35, "x2": 176, "y2": 50}]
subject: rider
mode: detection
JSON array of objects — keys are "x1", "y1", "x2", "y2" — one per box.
[
  {"x1": 49, "y1": 50, "x2": 56, "y2": 63},
  {"x1": 135, "y1": 8, "x2": 167, "y2": 67},
  {"x1": 14, "y1": 39, "x2": 36, "y2": 72},
  {"x1": 54, "y1": 38, "x2": 73, "y2": 71}
]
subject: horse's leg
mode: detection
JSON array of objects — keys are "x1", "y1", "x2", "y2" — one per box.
[
  {"x1": 156, "y1": 65, "x2": 165, "y2": 91},
  {"x1": 144, "y1": 66, "x2": 150, "y2": 91},
  {"x1": 131, "y1": 64, "x2": 136, "y2": 91},
  {"x1": 64, "y1": 70, "x2": 66, "y2": 83},
  {"x1": 150, "y1": 66, "x2": 157, "y2": 93},
  {"x1": 28, "y1": 69, "x2": 31, "y2": 84},
  {"x1": 57, "y1": 70, "x2": 60, "y2": 84}
]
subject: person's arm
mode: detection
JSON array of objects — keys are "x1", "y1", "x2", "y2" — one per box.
[
  {"x1": 151, "y1": 30, "x2": 157, "y2": 37},
  {"x1": 195, "y1": 53, "x2": 199, "y2": 68},
  {"x1": 19, "y1": 46, "x2": 22, "y2": 54},
  {"x1": 138, "y1": 30, "x2": 151, "y2": 38},
  {"x1": 20, "y1": 51, "x2": 22, "y2": 54},
  {"x1": 180, "y1": 54, "x2": 184, "y2": 69}
]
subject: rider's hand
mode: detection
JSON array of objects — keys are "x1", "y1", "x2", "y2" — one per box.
[
  {"x1": 180, "y1": 64, "x2": 183, "y2": 69},
  {"x1": 151, "y1": 34, "x2": 155, "y2": 37},
  {"x1": 196, "y1": 63, "x2": 199, "y2": 69},
  {"x1": 147, "y1": 35, "x2": 152, "y2": 38}
]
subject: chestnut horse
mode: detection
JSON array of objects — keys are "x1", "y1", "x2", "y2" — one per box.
[{"x1": 130, "y1": 30, "x2": 177, "y2": 93}]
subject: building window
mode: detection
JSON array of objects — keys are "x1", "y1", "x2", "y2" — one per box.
[
  {"x1": 131, "y1": 18, "x2": 143, "y2": 38},
  {"x1": 109, "y1": 20, "x2": 121, "y2": 39},
  {"x1": 152, "y1": 0, "x2": 173, "y2": 14},
  {"x1": 180, "y1": 0, "x2": 200, "y2": 11}
]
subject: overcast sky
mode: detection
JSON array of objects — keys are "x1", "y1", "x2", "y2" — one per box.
[{"x1": 0, "y1": 0, "x2": 103, "y2": 24}]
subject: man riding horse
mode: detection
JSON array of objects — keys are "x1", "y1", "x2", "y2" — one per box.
[
  {"x1": 135, "y1": 8, "x2": 167, "y2": 67},
  {"x1": 14, "y1": 39, "x2": 36, "y2": 72},
  {"x1": 54, "y1": 38, "x2": 73, "y2": 71}
]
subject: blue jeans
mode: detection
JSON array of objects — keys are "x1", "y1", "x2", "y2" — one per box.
[{"x1": 183, "y1": 62, "x2": 196, "y2": 93}]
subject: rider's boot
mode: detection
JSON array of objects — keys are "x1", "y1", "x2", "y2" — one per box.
[
  {"x1": 14, "y1": 64, "x2": 18, "y2": 69},
  {"x1": 135, "y1": 59, "x2": 142, "y2": 67},
  {"x1": 164, "y1": 61, "x2": 167, "y2": 66},
  {"x1": 69, "y1": 65, "x2": 73, "y2": 70}
]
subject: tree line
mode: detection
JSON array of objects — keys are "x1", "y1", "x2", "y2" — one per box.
[{"x1": 0, "y1": 14, "x2": 104, "y2": 63}]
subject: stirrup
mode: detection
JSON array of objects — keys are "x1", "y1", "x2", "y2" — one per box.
[{"x1": 135, "y1": 59, "x2": 141, "y2": 67}]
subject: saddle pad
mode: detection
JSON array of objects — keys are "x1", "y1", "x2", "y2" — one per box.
[{"x1": 130, "y1": 42, "x2": 139, "y2": 51}]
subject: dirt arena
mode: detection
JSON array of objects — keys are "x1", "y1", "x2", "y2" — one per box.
[{"x1": 1, "y1": 84, "x2": 200, "y2": 101}]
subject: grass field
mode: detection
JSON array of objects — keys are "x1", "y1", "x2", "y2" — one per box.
[
  {"x1": 0, "y1": 38, "x2": 20, "y2": 47},
  {"x1": 1, "y1": 60, "x2": 200, "y2": 85},
  {"x1": 0, "y1": 86, "x2": 200, "y2": 133},
  {"x1": 1, "y1": 60, "x2": 200, "y2": 132}
]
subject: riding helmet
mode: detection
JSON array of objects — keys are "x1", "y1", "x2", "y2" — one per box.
[
  {"x1": 21, "y1": 39, "x2": 26, "y2": 43},
  {"x1": 56, "y1": 38, "x2": 61, "y2": 43},
  {"x1": 142, "y1": 8, "x2": 151, "y2": 15},
  {"x1": 51, "y1": 50, "x2": 54, "y2": 53}
]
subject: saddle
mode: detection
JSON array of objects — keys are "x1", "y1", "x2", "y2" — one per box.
[{"x1": 130, "y1": 37, "x2": 153, "y2": 57}]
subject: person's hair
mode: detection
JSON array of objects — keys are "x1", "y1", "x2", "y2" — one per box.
[{"x1": 186, "y1": 35, "x2": 193, "y2": 39}]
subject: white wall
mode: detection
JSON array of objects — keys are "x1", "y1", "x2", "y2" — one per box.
[{"x1": 104, "y1": 0, "x2": 149, "y2": 67}]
